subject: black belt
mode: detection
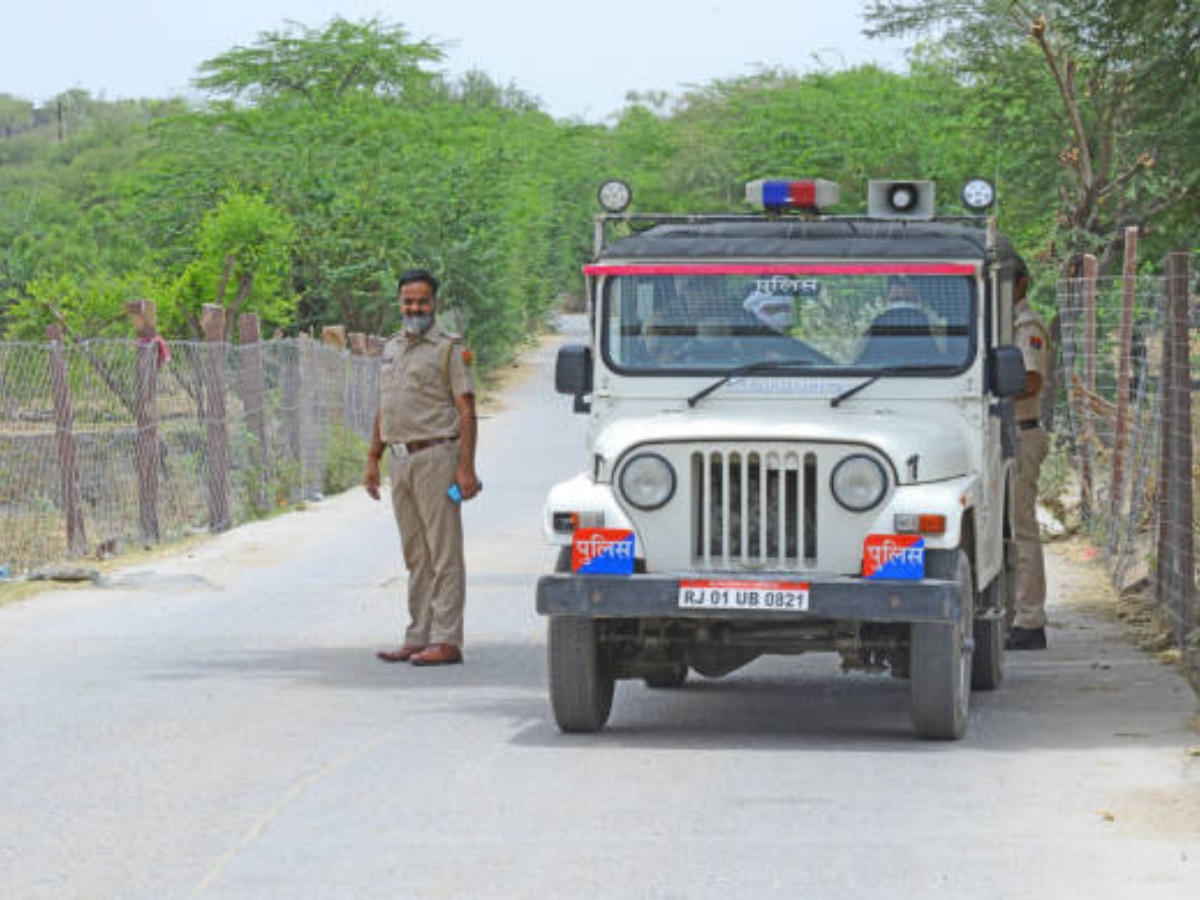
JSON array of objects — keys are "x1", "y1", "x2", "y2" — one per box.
[
  {"x1": 390, "y1": 436, "x2": 457, "y2": 457},
  {"x1": 1018, "y1": 419, "x2": 1040, "y2": 431}
]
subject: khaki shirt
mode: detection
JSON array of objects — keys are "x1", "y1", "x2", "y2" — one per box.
[
  {"x1": 378, "y1": 326, "x2": 475, "y2": 444},
  {"x1": 1014, "y1": 299, "x2": 1051, "y2": 421}
]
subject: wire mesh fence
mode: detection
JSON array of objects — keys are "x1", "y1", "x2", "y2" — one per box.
[
  {"x1": 0, "y1": 334, "x2": 379, "y2": 575},
  {"x1": 1054, "y1": 274, "x2": 1166, "y2": 580},
  {"x1": 1053, "y1": 250, "x2": 1198, "y2": 685}
]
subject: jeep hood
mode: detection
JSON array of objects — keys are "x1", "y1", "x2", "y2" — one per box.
[{"x1": 593, "y1": 411, "x2": 971, "y2": 484}]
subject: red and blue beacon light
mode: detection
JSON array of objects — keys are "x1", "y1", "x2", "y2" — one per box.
[{"x1": 745, "y1": 179, "x2": 840, "y2": 212}]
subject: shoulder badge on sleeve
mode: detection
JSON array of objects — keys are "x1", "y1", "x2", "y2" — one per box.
[
  {"x1": 441, "y1": 330, "x2": 470, "y2": 364},
  {"x1": 1028, "y1": 335, "x2": 1043, "y2": 349}
]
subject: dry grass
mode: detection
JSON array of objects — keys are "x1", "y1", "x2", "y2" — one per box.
[
  {"x1": 1053, "y1": 536, "x2": 1200, "y2": 695},
  {"x1": 0, "y1": 531, "x2": 215, "y2": 608}
]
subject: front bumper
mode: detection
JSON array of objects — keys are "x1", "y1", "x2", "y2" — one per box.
[{"x1": 536, "y1": 573, "x2": 962, "y2": 624}]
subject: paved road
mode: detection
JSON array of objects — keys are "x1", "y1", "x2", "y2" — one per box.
[{"x1": 1, "y1": 319, "x2": 1198, "y2": 899}]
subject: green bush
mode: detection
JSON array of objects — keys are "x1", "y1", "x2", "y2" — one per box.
[
  {"x1": 322, "y1": 424, "x2": 368, "y2": 496},
  {"x1": 1038, "y1": 433, "x2": 1075, "y2": 529}
]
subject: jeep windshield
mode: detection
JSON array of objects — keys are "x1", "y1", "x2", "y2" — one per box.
[{"x1": 598, "y1": 268, "x2": 975, "y2": 374}]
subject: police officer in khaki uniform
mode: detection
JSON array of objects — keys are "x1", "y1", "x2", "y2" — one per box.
[
  {"x1": 1007, "y1": 263, "x2": 1052, "y2": 650},
  {"x1": 365, "y1": 269, "x2": 480, "y2": 666}
]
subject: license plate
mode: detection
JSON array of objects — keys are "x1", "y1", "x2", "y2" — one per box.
[{"x1": 678, "y1": 579, "x2": 810, "y2": 611}]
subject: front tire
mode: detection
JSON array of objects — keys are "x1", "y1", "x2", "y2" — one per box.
[
  {"x1": 911, "y1": 550, "x2": 973, "y2": 740},
  {"x1": 548, "y1": 616, "x2": 614, "y2": 733}
]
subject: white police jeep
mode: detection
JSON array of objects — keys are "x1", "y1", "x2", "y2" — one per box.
[{"x1": 537, "y1": 178, "x2": 1026, "y2": 740}]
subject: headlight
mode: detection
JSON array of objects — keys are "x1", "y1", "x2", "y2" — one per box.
[
  {"x1": 830, "y1": 454, "x2": 888, "y2": 512},
  {"x1": 619, "y1": 453, "x2": 676, "y2": 510}
]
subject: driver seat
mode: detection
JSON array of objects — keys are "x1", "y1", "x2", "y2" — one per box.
[{"x1": 855, "y1": 307, "x2": 941, "y2": 366}]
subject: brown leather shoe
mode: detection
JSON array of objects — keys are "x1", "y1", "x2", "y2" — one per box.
[
  {"x1": 410, "y1": 643, "x2": 463, "y2": 666},
  {"x1": 376, "y1": 643, "x2": 426, "y2": 663}
]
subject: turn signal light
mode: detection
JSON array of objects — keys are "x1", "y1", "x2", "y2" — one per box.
[
  {"x1": 894, "y1": 514, "x2": 947, "y2": 535},
  {"x1": 552, "y1": 510, "x2": 605, "y2": 534}
]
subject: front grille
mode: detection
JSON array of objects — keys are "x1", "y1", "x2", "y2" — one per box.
[{"x1": 692, "y1": 448, "x2": 818, "y2": 568}]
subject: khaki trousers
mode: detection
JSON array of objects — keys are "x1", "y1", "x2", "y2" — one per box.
[
  {"x1": 388, "y1": 441, "x2": 466, "y2": 646},
  {"x1": 1011, "y1": 427, "x2": 1049, "y2": 629}
]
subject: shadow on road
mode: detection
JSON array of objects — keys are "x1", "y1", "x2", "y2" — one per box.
[{"x1": 143, "y1": 593, "x2": 1196, "y2": 756}]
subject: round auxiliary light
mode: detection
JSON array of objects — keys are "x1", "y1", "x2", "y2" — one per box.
[
  {"x1": 597, "y1": 179, "x2": 632, "y2": 213},
  {"x1": 961, "y1": 177, "x2": 996, "y2": 212},
  {"x1": 619, "y1": 453, "x2": 676, "y2": 511},
  {"x1": 830, "y1": 454, "x2": 888, "y2": 512},
  {"x1": 888, "y1": 182, "x2": 920, "y2": 213}
]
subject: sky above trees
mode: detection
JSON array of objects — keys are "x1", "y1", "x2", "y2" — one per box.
[{"x1": 1, "y1": 1, "x2": 909, "y2": 120}]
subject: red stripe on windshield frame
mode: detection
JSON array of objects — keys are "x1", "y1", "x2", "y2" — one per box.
[{"x1": 583, "y1": 263, "x2": 977, "y2": 277}]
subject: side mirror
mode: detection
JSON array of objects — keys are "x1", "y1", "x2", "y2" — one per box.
[
  {"x1": 555, "y1": 343, "x2": 593, "y2": 412},
  {"x1": 989, "y1": 345, "x2": 1026, "y2": 397}
]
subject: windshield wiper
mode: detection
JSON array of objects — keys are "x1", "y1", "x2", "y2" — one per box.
[
  {"x1": 830, "y1": 368, "x2": 904, "y2": 408},
  {"x1": 687, "y1": 359, "x2": 815, "y2": 408},
  {"x1": 830, "y1": 364, "x2": 955, "y2": 408}
]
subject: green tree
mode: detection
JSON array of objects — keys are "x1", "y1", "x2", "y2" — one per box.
[
  {"x1": 4, "y1": 270, "x2": 168, "y2": 340},
  {"x1": 613, "y1": 65, "x2": 992, "y2": 218},
  {"x1": 160, "y1": 23, "x2": 601, "y2": 362},
  {"x1": 864, "y1": 0, "x2": 1200, "y2": 270},
  {"x1": 0, "y1": 94, "x2": 170, "y2": 337},
  {"x1": 167, "y1": 191, "x2": 296, "y2": 339},
  {"x1": 0, "y1": 93, "x2": 35, "y2": 139},
  {"x1": 194, "y1": 17, "x2": 444, "y2": 107},
  {"x1": 1073, "y1": 0, "x2": 1200, "y2": 251},
  {"x1": 608, "y1": 98, "x2": 687, "y2": 211}
]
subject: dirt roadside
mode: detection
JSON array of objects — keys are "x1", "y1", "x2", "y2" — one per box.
[{"x1": 1048, "y1": 533, "x2": 1200, "y2": 705}]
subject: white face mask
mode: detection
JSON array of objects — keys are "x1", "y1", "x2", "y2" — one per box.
[{"x1": 403, "y1": 313, "x2": 434, "y2": 335}]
